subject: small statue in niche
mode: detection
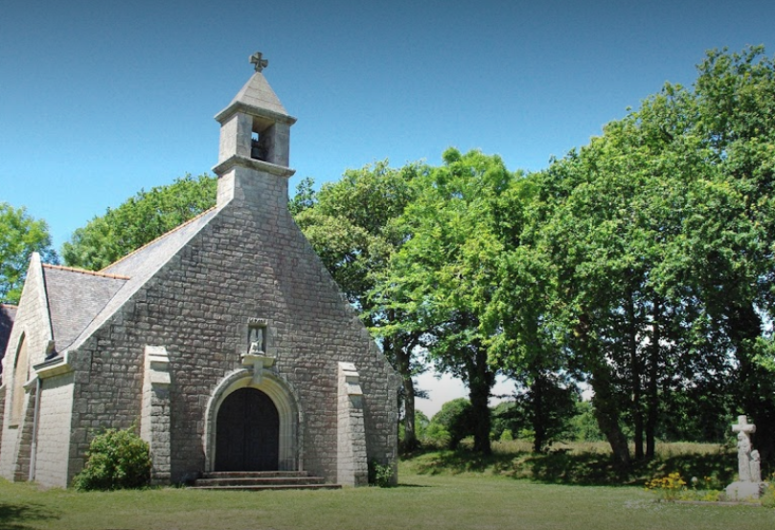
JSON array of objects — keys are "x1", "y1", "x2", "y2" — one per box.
[{"x1": 248, "y1": 325, "x2": 265, "y2": 355}]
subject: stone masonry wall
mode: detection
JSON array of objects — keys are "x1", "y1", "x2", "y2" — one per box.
[
  {"x1": 66, "y1": 167, "x2": 397, "y2": 485},
  {"x1": 34, "y1": 372, "x2": 74, "y2": 487}
]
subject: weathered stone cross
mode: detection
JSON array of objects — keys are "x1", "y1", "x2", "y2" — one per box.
[
  {"x1": 733, "y1": 415, "x2": 756, "y2": 436},
  {"x1": 250, "y1": 52, "x2": 268, "y2": 72},
  {"x1": 732, "y1": 415, "x2": 758, "y2": 484}
]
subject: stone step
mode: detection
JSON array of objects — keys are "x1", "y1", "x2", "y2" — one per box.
[
  {"x1": 190, "y1": 470, "x2": 341, "y2": 491},
  {"x1": 190, "y1": 483, "x2": 342, "y2": 491},
  {"x1": 196, "y1": 476, "x2": 325, "y2": 486},
  {"x1": 203, "y1": 471, "x2": 311, "y2": 479}
]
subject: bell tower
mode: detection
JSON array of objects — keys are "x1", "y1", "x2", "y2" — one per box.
[{"x1": 213, "y1": 52, "x2": 297, "y2": 209}]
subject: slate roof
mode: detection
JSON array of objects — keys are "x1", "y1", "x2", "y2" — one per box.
[
  {"x1": 0, "y1": 304, "x2": 17, "y2": 372},
  {"x1": 65, "y1": 207, "x2": 219, "y2": 352},
  {"x1": 41, "y1": 265, "x2": 128, "y2": 352}
]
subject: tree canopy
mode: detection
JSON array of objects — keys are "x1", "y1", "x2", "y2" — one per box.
[
  {"x1": 62, "y1": 174, "x2": 216, "y2": 270},
  {"x1": 519, "y1": 46, "x2": 775, "y2": 466},
  {"x1": 0, "y1": 203, "x2": 58, "y2": 304},
  {"x1": 292, "y1": 161, "x2": 429, "y2": 449}
]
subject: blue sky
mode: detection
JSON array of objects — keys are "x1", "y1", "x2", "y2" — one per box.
[{"x1": 3, "y1": 1, "x2": 775, "y2": 414}]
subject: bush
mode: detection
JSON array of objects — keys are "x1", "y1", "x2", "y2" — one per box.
[
  {"x1": 423, "y1": 422, "x2": 451, "y2": 448},
  {"x1": 368, "y1": 460, "x2": 395, "y2": 487},
  {"x1": 72, "y1": 426, "x2": 151, "y2": 491}
]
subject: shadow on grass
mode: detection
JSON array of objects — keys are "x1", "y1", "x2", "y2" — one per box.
[
  {"x1": 0, "y1": 502, "x2": 58, "y2": 530},
  {"x1": 405, "y1": 447, "x2": 737, "y2": 487}
]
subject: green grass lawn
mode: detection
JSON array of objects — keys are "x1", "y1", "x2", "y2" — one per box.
[{"x1": 1, "y1": 446, "x2": 773, "y2": 530}]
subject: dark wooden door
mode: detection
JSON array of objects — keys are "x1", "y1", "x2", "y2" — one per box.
[{"x1": 215, "y1": 388, "x2": 280, "y2": 471}]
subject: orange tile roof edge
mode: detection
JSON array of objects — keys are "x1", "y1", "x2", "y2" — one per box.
[
  {"x1": 101, "y1": 206, "x2": 217, "y2": 271},
  {"x1": 42, "y1": 263, "x2": 130, "y2": 281}
]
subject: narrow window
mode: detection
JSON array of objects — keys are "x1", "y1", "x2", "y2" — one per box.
[{"x1": 10, "y1": 334, "x2": 29, "y2": 425}]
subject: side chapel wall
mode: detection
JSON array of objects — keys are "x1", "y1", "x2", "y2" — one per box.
[{"x1": 0, "y1": 255, "x2": 53, "y2": 481}]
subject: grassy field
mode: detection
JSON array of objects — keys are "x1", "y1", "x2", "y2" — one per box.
[{"x1": 1, "y1": 444, "x2": 774, "y2": 530}]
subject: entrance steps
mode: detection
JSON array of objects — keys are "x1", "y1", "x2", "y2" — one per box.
[{"x1": 190, "y1": 471, "x2": 342, "y2": 491}]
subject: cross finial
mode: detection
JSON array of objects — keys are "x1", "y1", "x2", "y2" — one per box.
[{"x1": 250, "y1": 52, "x2": 268, "y2": 72}]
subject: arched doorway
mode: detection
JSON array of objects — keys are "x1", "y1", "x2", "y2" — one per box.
[
  {"x1": 204, "y1": 369, "x2": 301, "y2": 473},
  {"x1": 215, "y1": 388, "x2": 279, "y2": 471}
]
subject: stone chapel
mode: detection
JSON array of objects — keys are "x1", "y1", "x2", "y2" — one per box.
[{"x1": 0, "y1": 54, "x2": 399, "y2": 488}]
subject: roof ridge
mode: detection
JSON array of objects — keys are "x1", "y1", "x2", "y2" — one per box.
[
  {"x1": 42, "y1": 263, "x2": 130, "y2": 281},
  {"x1": 100, "y1": 206, "x2": 218, "y2": 272}
]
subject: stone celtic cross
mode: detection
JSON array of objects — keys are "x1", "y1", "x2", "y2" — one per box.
[
  {"x1": 250, "y1": 52, "x2": 268, "y2": 72},
  {"x1": 732, "y1": 415, "x2": 756, "y2": 482},
  {"x1": 733, "y1": 415, "x2": 756, "y2": 436}
]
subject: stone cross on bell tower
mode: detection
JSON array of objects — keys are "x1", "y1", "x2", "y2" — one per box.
[
  {"x1": 212, "y1": 52, "x2": 297, "y2": 209},
  {"x1": 250, "y1": 52, "x2": 268, "y2": 72}
]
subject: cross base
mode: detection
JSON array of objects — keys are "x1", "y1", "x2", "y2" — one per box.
[
  {"x1": 241, "y1": 352, "x2": 276, "y2": 384},
  {"x1": 725, "y1": 481, "x2": 768, "y2": 501}
]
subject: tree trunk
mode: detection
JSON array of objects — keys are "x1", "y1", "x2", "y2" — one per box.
[
  {"x1": 576, "y1": 313, "x2": 630, "y2": 472},
  {"x1": 590, "y1": 366, "x2": 631, "y2": 473},
  {"x1": 532, "y1": 375, "x2": 546, "y2": 453},
  {"x1": 645, "y1": 300, "x2": 661, "y2": 460},
  {"x1": 401, "y1": 364, "x2": 419, "y2": 451},
  {"x1": 468, "y1": 344, "x2": 494, "y2": 455},
  {"x1": 626, "y1": 294, "x2": 644, "y2": 460},
  {"x1": 393, "y1": 332, "x2": 419, "y2": 452}
]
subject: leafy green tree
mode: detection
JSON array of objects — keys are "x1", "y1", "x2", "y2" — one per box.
[
  {"x1": 427, "y1": 398, "x2": 475, "y2": 450},
  {"x1": 63, "y1": 174, "x2": 216, "y2": 270},
  {"x1": 688, "y1": 46, "x2": 775, "y2": 461},
  {"x1": 292, "y1": 161, "x2": 429, "y2": 450},
  {"x1": 515, "y1": 374, "x2": 577, "y2": 452},
  {"x1": 400, "y1": 409, "x2": 430, "y2": 445},
  {"x1": 377, "y1": 149, "x2": 522, "y2": 454},
  {"x1": 490, "y1": 401, "x2": 523, "y2": 441},
  {"x1": 568, "y1": 400, "x2": 605, "y2": 442},
  {"x1": 288, "y1": 176, "x2": 317, "y2": 217},
  {"x1": 0, "y1": 203, "x2": 58, "y2": 304},
  {"x1": 527, "y1": 83, "x2": 726, "y2": 467},
  {"x1": 520, "y1": 46, "x2": 775, "y2": 468}
]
